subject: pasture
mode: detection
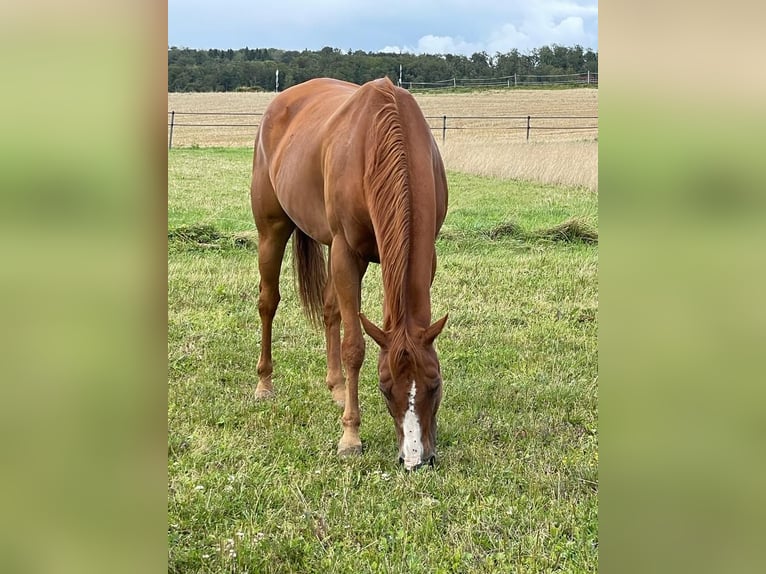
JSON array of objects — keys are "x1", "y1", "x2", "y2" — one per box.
[
  {"x1": 168, "y1": 88, "x2": 598, "y2": 190},
  {"x1": 168, "y1": 144, "x2": 598, "y2": 572}
]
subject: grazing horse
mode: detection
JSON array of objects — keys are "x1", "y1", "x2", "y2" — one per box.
[{"x1": 250, "y1": 77, "x2": 448, "y2": 470}]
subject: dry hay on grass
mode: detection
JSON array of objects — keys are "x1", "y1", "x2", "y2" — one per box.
[
  {"x1": 169, "y1": 219, "x2": 597, "y2": 251},
  {"x1": 488, "y1": 217, "x2": 598, "y2": 244},
  {"x1": 168, "y1": 224, "x2": 258, "y2": 250},
  {"x1": 531, "y1": 217, "x2": 598, "y2": 243},
  {"x1": 486, "y1": 221, "x2": 526, "y2": 240}
]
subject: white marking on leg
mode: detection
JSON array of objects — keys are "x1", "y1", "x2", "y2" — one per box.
[{"x1": 401, "y1": 381, "x2": 423, "y2": 470}]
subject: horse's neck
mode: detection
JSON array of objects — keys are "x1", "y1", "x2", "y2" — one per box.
[{"x1": 382, "y1": 238, "x2": 434, "y2": 331}]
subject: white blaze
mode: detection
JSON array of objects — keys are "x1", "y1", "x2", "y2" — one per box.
[{"x1": 401, "y1": 381, "x2": 423, "y2": 470}]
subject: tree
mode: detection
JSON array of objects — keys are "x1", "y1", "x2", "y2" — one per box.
[
  {"x1": 469, "y1": 51, "x2": 492, "y2": 77},
  {"x1": 166, "y1": 45, "x2": 598, "y2": 92}
]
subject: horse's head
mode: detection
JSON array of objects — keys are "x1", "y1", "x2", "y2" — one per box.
[{"x1": 360, "y1": 313, "x2": 448, "y2": 471}]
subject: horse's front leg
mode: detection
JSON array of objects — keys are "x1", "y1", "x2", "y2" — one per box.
[
  {"x1": 323, "y1": 251, "x2": 346, "y2": 408},
  {"x1": 330, "y1": 237, "x2": 368, "y2": 456}
]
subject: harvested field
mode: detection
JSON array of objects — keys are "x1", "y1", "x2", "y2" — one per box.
[{"x1": 168, "y1": 88, "x2": 598, "y2": 190}]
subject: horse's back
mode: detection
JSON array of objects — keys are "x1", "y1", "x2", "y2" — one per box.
[
  {"x1": 257, "y1": 78, "x2": 358, "y2": 164},
  {"x1": 252, "y1": 77, "x2": 446, "y2": 253}
]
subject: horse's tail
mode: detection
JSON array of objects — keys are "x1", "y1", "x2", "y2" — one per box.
[{"x1": 292, "y1": 228, "x2": 326, "y2": 329}]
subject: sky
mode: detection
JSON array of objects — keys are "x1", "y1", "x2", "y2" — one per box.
[{"x1": 168, "y1": 1, "x2": 597, "y2": 56}]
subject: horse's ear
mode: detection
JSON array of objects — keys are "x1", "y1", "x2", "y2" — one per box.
[
  {"x1": 423, "y1": 314, "x2": 448, "y2": 345},
  {"x1": 360, "y1": 313, "x2": 388, "y2": 349}
]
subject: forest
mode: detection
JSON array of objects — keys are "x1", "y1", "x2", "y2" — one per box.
[{"x1": 168, "y1": 45, "x2": 598, "y2": 92}]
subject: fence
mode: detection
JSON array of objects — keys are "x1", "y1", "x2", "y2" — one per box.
[
  {"x1": 168, "y1": 111, "x2": 598, "y2": 149},
  {"x1": 167, "y1": 111, "x2": 262, "y2": 149},
  {"x1": 403, "y1": 72, "x2": 598, "y2": 90},
  {"x1": 425, "y1": 114, "x2": 598, "y2": 144}
]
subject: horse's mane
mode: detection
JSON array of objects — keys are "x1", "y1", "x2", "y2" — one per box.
[{"x1": 364, "y1": 79, "x2": 418, "y2": 377}]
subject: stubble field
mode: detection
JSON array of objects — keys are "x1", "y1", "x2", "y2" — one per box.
[{"x1": 168, "y1": 88, "x2": 598, "y2": 190}]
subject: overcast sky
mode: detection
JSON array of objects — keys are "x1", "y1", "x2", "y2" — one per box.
[{"x1": 168, "y1": 1, "x2": 598, "y2": 56}]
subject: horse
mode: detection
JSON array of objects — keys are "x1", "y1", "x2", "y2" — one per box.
[{"x1": 250, "y1": 77, "x2": 448, "y2": 470}]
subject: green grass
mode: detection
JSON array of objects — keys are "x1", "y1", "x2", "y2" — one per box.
[{"x1": 168, "y1": 148, "x2": 598, "y2": 573}]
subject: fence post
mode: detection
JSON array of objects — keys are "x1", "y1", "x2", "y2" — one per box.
[
  {"x1": 514, "y1": 73, "x2": 517, "y2": 87},
  {"x1": 168, "y1": 110, "x2": 175, "y2": 149},
  {"x1": 442, "y1": 115, "x2": 447, "y2": 144},
  {"x1": 526, "y1": 115, "x2": 531, "y2": 141},
  {"x1": 587, "y1": 70, "x2": 590, "y2": 85}
]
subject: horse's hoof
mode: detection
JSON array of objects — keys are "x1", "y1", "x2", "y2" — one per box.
[
  {"x1": 254, "y1": 385, "x2": 275, "y2": 400},
  {"x1": 337, "y1": 443, "x2": 363, "y2": 457}
]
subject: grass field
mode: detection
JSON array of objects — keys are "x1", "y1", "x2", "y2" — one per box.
[
  {"x1": 168, "y1": 88, "x2": 598, "y2": 190},
  {"x1": 168, "y1": 148, "x2": 598, "y2": 573}
]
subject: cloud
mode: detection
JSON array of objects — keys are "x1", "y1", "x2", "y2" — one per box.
[
  {"x1": 547, "y1": 1, "x2": 598, "y2": 18},
  {"x1": 554, "y1": 16, "x2": 588, "y2": 40},
  {"x1": 380, "y1": 35, "x2": 482, "y2": 56},
  {"x1": 379, "y1": 12, "x2": 594, "y2": 56},
  {"x1": 376, "y1": 1, "x2": 597, "y2": 56},
  {"x1": 485, "y1": 24, "x2": 532, "y2": 54},
  {"x1": 417, "y1": 35, "x2": 482, "y2": 55},
  {"x1": 169, "y1": 0, "x2": 597, "y2": 55}
]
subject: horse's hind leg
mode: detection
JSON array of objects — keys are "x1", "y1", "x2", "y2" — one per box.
[
  {"x1": 323, "y1": 248, "x2": 346, "y2": 408},
  {"x1": 253, "y1": 219, "x2": 293, "y2": 399},
  {"x1": 251, "y1": 139, "x2": 295, "y2": 399}
]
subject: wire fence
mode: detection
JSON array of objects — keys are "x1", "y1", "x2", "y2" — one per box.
[
  {"x1": 403, "y1": 72, "x2": 598, "y2": 90},
  {"x1": 424, "y1": 114, "x2": 598, "y2": 144},
  {"x1": 167, "y1": 111, "x2": 598, "y2": 149}
]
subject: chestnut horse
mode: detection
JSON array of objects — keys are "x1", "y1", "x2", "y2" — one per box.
[{"x1": 250, "y1": 77, "x2": 448, "y2": 470}]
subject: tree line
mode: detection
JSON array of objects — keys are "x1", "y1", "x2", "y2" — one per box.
[{"x1": 168, "y1": 45, "x2": 598, "y2": 92}]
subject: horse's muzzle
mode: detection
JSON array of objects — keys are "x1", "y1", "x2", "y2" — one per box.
[{"x1": 398, "y1": 454, "x2": 436, "y2": 471}]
